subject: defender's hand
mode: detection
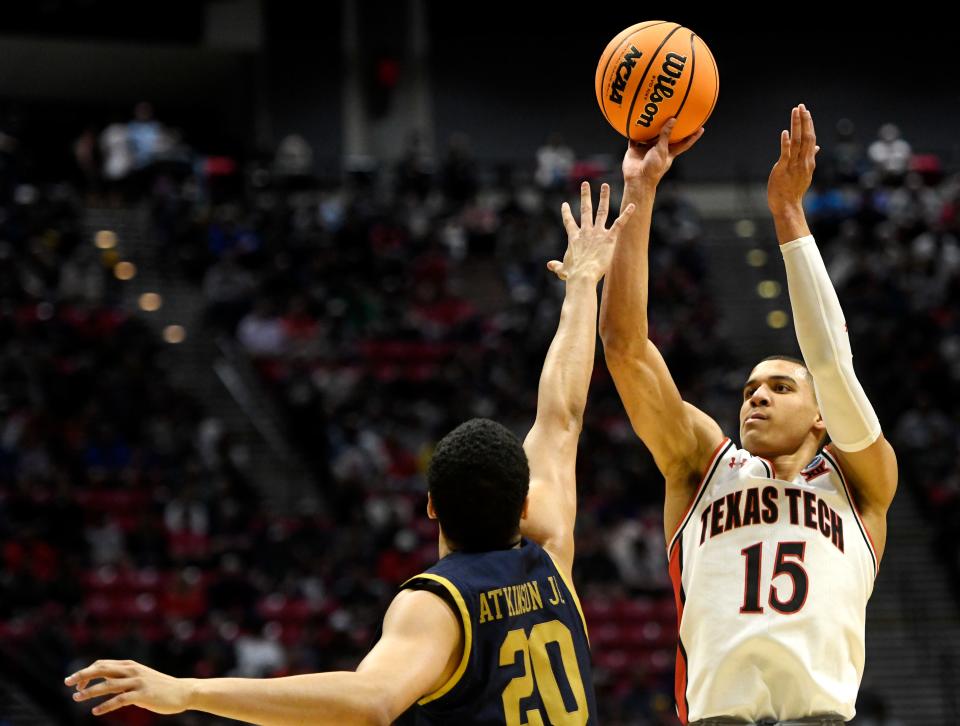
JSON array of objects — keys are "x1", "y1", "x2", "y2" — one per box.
[
  {"x1": 622, "y1": 118, "x2": 705, "y2": 188},
  {"x1": 768, "y1": 103, "x2": 820, "y2": 213},
  {"x1": 547, "y1": 182, "x2": 635, "y2": 282},
  {"x1": 66, "y1": 660, "x2": 192, "y2": 716}
]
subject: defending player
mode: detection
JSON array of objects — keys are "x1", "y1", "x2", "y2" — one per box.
[{"x1": 64, "y1": 183, "x2": 635, "y2": 724}]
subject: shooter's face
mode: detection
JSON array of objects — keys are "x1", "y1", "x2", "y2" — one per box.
[{"x1": 739, "y1": 359, "x2": 823, "y2": 458}]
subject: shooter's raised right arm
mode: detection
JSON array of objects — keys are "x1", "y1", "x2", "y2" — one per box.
[{"x1": 599, "y1": 121, "x2": 724, "y2": 521}]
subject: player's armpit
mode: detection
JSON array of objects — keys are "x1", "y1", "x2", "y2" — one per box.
[
  {"x1": 827, "y1": 436, "x2": 898, "y2": 517},
  {"x1": 605, "y1": 339, "x2": 724, "y2": 480},
  {"x1": 356, "y1": 588, "x2": 463, "y2": 721}
]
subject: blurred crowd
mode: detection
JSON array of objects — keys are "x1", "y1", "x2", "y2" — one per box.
[
  {"x1": 0, "y1": 132, "x2": 267, "y2": 725},
  {"x1": 0, "y1": 109, "x2": 955, "y2": 725},
  {"x1": 70, "y1": 102, "x2": 239, "y2": 211}
]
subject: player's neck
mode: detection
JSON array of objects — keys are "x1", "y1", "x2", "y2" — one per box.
[
  {"x1": 765, "y1": 439, "x2": 822, "y2": 481},
  {"x1": 438, "y1": 535, "x2": 452, "y2": 559}
]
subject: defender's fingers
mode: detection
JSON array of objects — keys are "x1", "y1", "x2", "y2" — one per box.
[
  {"x1": 546, "y1": 260, "x2": 568, "y2": 280},
  {"x1": 74, "y1": 678, "x2": 137, "y2": 702},
  {"x1": 779, "y1": 130, "x2": 790, "y2": 160},
  {"x1": 66, "y1": 662, "x2": 130, "y2": 687},
  {"x1": 609, "y1": 203, "x2": 637, "y2": 237},
  {"x1": 91, "y1": 693, "x2": 135, "y2": 716},
  {"x1": 560, "y1": 202, "x2": 578, "y2": 237},
  {"x1": 595, "y1": 183, "x2": 611, "y2": 228},
  {"x1": 579, "y1": 181, "x2": 592, "y2": 228}
]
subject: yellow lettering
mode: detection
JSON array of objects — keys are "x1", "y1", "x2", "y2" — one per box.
[
  {"x1": 503, "y1": 587, "x2": 516, "y2": 616},
  {"x1": 548, "y1": 576, "x2": 565, "y2": 605},
  {"x1": 499, "y1": 629, "x2": 544, "y2": 726},
  {"x1": 489, "y1": 589, "x2": 504, "y2": 620},
  {"x1": 479, "y1": 592, "x2": 494, "y2": 624},
  {"x1": 486, "y1": 582, "x2": 544, "y2": 622},
  {"x1": 528, "y1": 581, "x2": 543, "y2": 611},
  {"x1": 527, "y1": 621, "x2": 588, "y2": 725}
]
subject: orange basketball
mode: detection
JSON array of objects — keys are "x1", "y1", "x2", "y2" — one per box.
[{"x1": 595, "y1": 21, "x2": 719, "y2": 142}]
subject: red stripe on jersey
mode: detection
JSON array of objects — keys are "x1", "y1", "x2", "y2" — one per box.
[
  {"x1": 667, "y1": 437, "x2": 731, "y2": 556},
  {"x1": 669, "y1": 541, "x2": 689, "y2": 724},
  {"x1": 824, "y1": 445, "x2": 879, "y2": 575}
]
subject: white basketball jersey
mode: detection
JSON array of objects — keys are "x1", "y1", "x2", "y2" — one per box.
[{"x1": 667, "y1": 438, "x2": 878, "y2": 724}]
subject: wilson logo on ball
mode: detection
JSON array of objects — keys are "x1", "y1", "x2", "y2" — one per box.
[
  {"x1": 608, "y1": 45, "x2": 644, "y2": 105},
  {"x1": 595, "y1": 20, "x2": 719, "y2": 142},
  {"x1": 635, "y1": 52, "x2": 687, "y2": 128}
]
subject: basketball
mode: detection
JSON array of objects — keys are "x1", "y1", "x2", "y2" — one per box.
[{"x1": 595, "y1": 20, "x2": 719, "y2": 142}]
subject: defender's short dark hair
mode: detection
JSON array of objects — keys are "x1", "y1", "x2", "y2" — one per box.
[{"x1": 428, "y1": 418, "x2": 529, "y2": 552}]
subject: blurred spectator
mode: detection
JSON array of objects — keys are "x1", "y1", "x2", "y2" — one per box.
[
  {"x1": 99, "y1": 119, "x2": 133, "y2": 192},
  {"x1": 396, "y1": 130, "x2": 433, "y2": 199},
  {"x1": 606, "y1": 516, "x2": 669, "y2": 592},
  {"x1": 202, "y1": 251, "x2": 256, "y2": 332},
  {"x1": 59, "y1": 245, "x2": 109, "y2": 304},
  {"x1": 164, "y1": 488, "x2": 210, "y2": 537},
  {"x1": 441, "y1": 132, "x2": 477, "y2": 203},
  {"x1": 128, "y1": 102, "x2": 163, "y2": 171},
  {"x1": 85, "y1": 514, "x2": 125, "y2": 567},
  {"x1": 535, "y1": 132, "x2": 575, "y2": 190},
  {"x1": 273, "y1": 134, "x2": 315, "y2": 179},
  {"x1": 868, "y1": 123, "x2": 912, "y2": 181},
  {"x1": 236, "y1": 298, "x2": 289, "y2": 358},
  {"x1": 233, "y1": 622, "x2": 286, "y2": 678},
  {"x1": 73, "y1": 126, "x2": 101, "y2": 196},
  {"x1": 828, "y1": 117, "x2": 864, "y2": 184}
]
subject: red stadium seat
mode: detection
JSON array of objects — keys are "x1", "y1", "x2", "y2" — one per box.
[
  {"x1": 615, "y1": 597, "x2": 656, "y2": 622},
  {"x1": 278, "y1": 622, "x2": 304, "y2": 645},
  {"x1": 655, "y1": 596, "x2": 679, "y2": 624},
  {"x1": 590, "y1": 622, "x2": 623, "y2": 648},
  {"x1": 582, "y1": 598, "x2": 615, "y2": 625},
  {"x1": 593, "y1": 649, "x2": 632, "y2": 675}
]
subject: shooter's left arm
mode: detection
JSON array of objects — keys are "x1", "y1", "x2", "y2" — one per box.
[{"x1": 770, "y1": 104, "x2": 897, "y2": 527}]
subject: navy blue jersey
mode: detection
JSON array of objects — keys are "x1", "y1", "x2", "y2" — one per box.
[{"x1": 401, "y1": 538, "x2": 596, "y2": 725}]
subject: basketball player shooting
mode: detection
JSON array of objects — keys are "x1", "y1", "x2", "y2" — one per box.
[
  {"x1": 64, "y1": 184, "x2": 633, "y2": 724},
  {"x1": 593, "y1": 106, "x2": 898, "y2": 724}
]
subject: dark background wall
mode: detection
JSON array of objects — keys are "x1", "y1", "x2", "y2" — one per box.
[
  {"x1": 1, "y1": 2, "x2": 958, "y2": 179},
  {"x1": 420, "y1": 4, "x2": 960, "y2": 177}
]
